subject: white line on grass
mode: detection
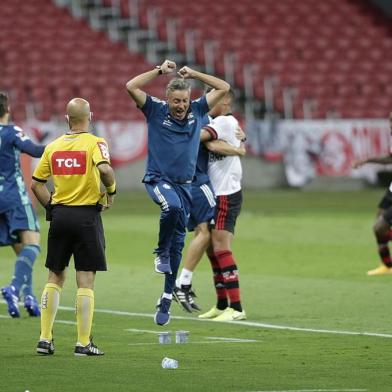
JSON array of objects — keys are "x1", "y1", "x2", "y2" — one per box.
[
  {"x1": 124, "y1": 329, "x2": 260, "y2": 344},
  {"x1": 0, "y1": 312, "x2": 76, "y2": 324},
  {"x1": 124, "y1": 328, "x2": 162, "y2": 334},
  {"x1": 205, "y1": 336, "x2": 259, "y2": 342},
  {"x1": 56, "y1": 320, "x2": 76, "y2": 325},
  {"x1": 55, "y1": 305, "x2": 392, "y2": 339},
  {"x1": 128, "y1": 341, "x2": 258, "y2": 346},
  {"x1": 124, "y1": 328, "x2": 259, "y2": 342},
  {"x1": 1, "y1": 301, "x2": 391, "y2": 339}
]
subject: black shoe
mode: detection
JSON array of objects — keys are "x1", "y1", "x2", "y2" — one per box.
[
  {"x1": 188, "y1": 294, "x2": 202, "y2": 311},
  {"x1": 173, "y1": 285, "x2": 194, "y2": 313},
  {"x1": 189, "y1": 287, "x2": 197, "y2": 298},
  {"x1": 74, "y1": 338, "x2": 104, "y2": 356},
  {"x1": 186, "y1": 286, "x2": 201, "y2": 311},
  {"x1": 37, "y1": 339, "x2": 55, "y2": 355}
]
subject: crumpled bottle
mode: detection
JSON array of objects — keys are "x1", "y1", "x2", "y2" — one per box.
[{"x1": 161, "y1": 357, "x2": 178, "y2": 369}]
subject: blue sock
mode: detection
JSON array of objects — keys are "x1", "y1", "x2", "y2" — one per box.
[
  {"x1": 11, "y1": 245, "x2": 40, "y2": 297},
  {"x1": 164, "y1": 232, "x2": 185, "y2": 294},
  {"x1": 164, "y1": 253, "x2": 182, "y2": 294}
]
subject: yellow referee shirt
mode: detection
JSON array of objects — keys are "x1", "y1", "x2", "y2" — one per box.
[{"x1": 33, "y1": 132, "x2": 111, "y2": 206}]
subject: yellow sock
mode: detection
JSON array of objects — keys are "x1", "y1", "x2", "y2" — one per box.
[
  {"x1": 40, "y1": 283, "x2": 62, "y2": 341},
  {"x1": 76, "y1": 288, "x2": 94, "y2": 346}
]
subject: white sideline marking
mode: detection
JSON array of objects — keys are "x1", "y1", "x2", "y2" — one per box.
[
  {"x1": 124, "y1": 329, "x2": 260, "y2": 344},
  {"x1": 0, "y1": 313, "x2": 75, "y2": 324},
  {"x1": 56, "y1": 305, "x2": 392, "y2": 339},
  {"x1": 1, "y1": 301, "x2": 391, "y2": 339},
  {"x1": 206, "y1": 336, "x2": 259, "y2": 343},
  {"x1": 128, "y1": 341, "x2": 257, "y2": 346},
  {"x1": 124, "y1": 328, "x2": 163, "y2": 334},
  {"x1": 56, "y1": 320, "x2": 76, "y2": 325}
]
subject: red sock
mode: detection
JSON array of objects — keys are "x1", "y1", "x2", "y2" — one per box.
[
  {"x1": 377, "y1": 235, "x2": 392, "y2": 267},
  {"x1": 208, "y1": 253, "x2": 228, "y2": 309},
  {"x1": 214, "y1": 250, "x2": 242, "y2": 311}
]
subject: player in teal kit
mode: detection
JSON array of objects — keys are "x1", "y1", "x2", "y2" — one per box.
[
  {"x1": 0, "y1": 92, "x2": 44, "y2": 318},
  {"x1": 126, "y1": 60, "x2": 230, "y2": 325}
]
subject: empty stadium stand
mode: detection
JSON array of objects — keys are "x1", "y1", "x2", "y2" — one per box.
[
  {"x1": 131, "y1": 0, "x2": 392, "y2": 119},
  {"x1": 1, "y1": 0, "x2": 169, "y2": 121},
  {"x1": 2, "y1": 0, "x2": 391, "y2": 120}
]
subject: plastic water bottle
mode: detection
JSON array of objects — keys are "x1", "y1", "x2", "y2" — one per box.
[
  {"x1": 161, "y1": 357, "x2": 178, "y2": 369},
  {"x1": 175, "y1": 330, "x2": 189, "y2": 344},
  {"x1": 158, "y1": 332, "x2": 171, "y2": 344}
]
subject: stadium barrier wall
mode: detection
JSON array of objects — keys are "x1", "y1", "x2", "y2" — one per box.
[{"x1": 20, "y1": 119, "x2": 390, "y2": 190}]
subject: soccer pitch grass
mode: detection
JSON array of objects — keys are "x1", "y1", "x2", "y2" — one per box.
[{"x1": 1, "y1": 189, "x2": 392, "y2": 392}]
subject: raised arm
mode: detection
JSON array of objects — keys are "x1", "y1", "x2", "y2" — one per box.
[
  {"x1": 125, "y1": 59, "x2": 177, "y2": 107},
  {"x1": 205, "y1": 140, "x2": 246, "y2": 156},
  {"x1": 177, "y1": 66, "x2": 230, "y2": 109},
  {"x1": 352, "y1": 155, "x2": 392, "y2": 169}
]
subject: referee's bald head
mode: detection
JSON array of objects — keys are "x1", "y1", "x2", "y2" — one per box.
[{"x1": 66, "y1": 98, "x2": 92, "y2": 128}]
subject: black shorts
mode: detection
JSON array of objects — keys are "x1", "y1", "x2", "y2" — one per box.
[
  {"x1": 378, "y1": 189, "x2": 392, "y2": 210},
  {"x1": 46, "y1": 205, "x2": 107, "y2": 272},
  {"x1": 210, "y1": 190, "x2": 242, "y2": 234}
]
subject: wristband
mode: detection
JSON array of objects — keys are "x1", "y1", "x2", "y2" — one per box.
[
  {"x1": 106, "y1": 183, "x2": 116, "y2": 195},
  {"x1": 155, "y1": 65, "x2": 163, "y2": 75}
]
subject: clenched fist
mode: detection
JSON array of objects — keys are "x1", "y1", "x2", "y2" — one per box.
[
  {"x1": 160, "y1": 60, "x2": 176, "y2": 74},
  {"x1": 177, "y1": 66, "x2": 195, "y2": 79}
]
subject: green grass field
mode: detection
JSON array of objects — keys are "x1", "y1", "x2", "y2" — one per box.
[{"x1": 1, "y1": 189, "x2": 392, "y2": 392}]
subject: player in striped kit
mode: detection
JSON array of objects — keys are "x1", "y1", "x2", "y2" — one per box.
[
  {"x1": 175, "y1": 90, "x2": 247, "y2": 321},
  {"x1": 353, "y1": 111, "x2": 392, "y2": 276},
  {"x1": 174, "y1": 110, "x2": 246, "y2": 313}
]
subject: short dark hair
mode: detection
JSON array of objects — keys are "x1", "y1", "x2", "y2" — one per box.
[{"x1": 0, "y1": 92, "x2": 9, "y2": 117}]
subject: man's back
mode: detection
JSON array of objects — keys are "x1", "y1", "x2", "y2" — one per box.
[
  {"x1": 33, "y1": 132, "x2": 110, "y2": 206},
  {"x1": 207, "y1": 115, "x2": 242, "y2": 196}
]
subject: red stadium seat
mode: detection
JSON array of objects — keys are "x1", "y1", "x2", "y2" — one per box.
[
  {"x1": 3, "y1": 0, "x2": 392, "y2": 120},
  {"x1": 1, "y1": 0, "x2": 157, "y2": 122},
  {"x1": 131, "y1": 0, "x2": 392, "y2": 118}
]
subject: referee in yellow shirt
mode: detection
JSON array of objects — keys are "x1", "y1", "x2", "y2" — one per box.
[{"x1": 31, "y1": 98, "x2": 116, "y2": 356}]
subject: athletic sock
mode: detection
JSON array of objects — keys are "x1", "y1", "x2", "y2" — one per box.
[
  {"x1": 164, "y1": 234, "x2": 185, "y2": 294},
  {"x1": 215, "y1": 250, "x2": 242, "y2": 312},
  {"x1": 377, "y1": 236, "x2": 392, "y2": 267},
  {"x1": 177, "y1": 268, "x2": 193, "y2": 286},
  {"x1": 76, "y1": 288, "x2": 94, "y2": 347},
  {"x1": 40, "y1": 283, "x2": 62, "y2": 341},
  {"x1": 11, "y1": 245, "x2": 40, "y2": 296},
  {"x1": 162, "y1": 292, "x2": 173, "y2": 300},
  {"x1": 208, "y1": 253, "x2": 228, "y2": 310}
]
